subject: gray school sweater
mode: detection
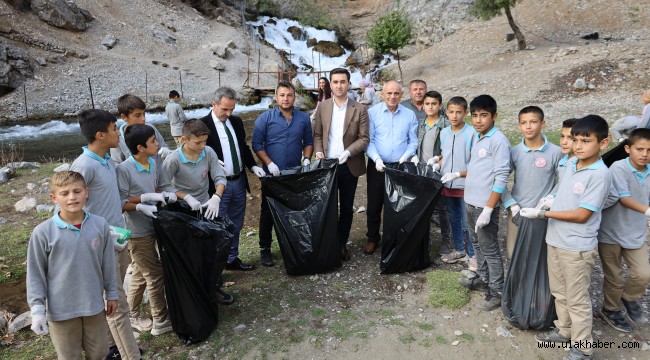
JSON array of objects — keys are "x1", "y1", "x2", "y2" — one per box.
[
  {"x1": 27, "y1": 213, "x2": 118, "y2": 321},
  {"x1": 502, "y1": 137, "x2": 563, "y2": 208},
  {"x1": 161, "y1": 145, "x2": 227, "y2": 203},
  {"x1": 166, "y1": 101, "x2": 188, "y2": 137},
  {"x1": 110, "y1": 122, "x2": 168, "y2": 164},
  {"x1": 464, "y1": 127, "x2": 511, "y2": 208},
  {"x1": 439, "y1": 124, "x2": 473, "y2": 190}
]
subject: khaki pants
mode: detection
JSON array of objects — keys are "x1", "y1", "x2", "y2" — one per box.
[
  {"x1": 106, "y1": 248, "x2": 141, "y2": 360},
  {"x1": 173, "y1": 136, "x2": 183, "y2": 149},
  {"x1": 506, "y1": 210, "x2": 519, "y2": 260},
  {"x1": 547, "y1": 245, "x2": 597, "y2": 355},
  {"x1": 49, "y1": 312, "x2": 108, "y2": 360},
  {"x1": 598, "y1": 242, "x2": 650, "y2": 311},
  {"x1": 127, "y1": 235, "x2": 168, "y2": 323}
]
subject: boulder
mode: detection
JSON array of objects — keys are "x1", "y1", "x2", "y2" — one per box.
[
  {"x1": 226, "y1": 40, "x2": 237, "y2": 49},
  {"x1": 6, "y1": 0, "x2": 31, "y2": 11},
  {"x1": 209, "y1": 59, "x2": 225, "y2": 71},
  {"x1": 8, "y1": 311, "x2": 32, "y2": 334},
  {"x1": 313, "y1": 41, "x2": 346, "y2": 57},
  {"x1": 102, "y1": 34, "x2": 118, "y2": 50},
  {"x1": 287, "y1": 26, "x2": 307, "y2": 41},
  {"x1": 152, "y1": 28, "x2": 176, "y2": 44},
  {"x1": 307, "y1": 38, "x2": 317, "y2": 47},
  {"x1": 0, "y1": 167, "x2": 12, "y2": 184},
  {"x1": 15, "y1": 196, "x2": 37, "y2": 212},
  {"x1": 36, "y1": 204, "x2": 55, "y2": 212},
  {"x1": 6, "y1": 161, "x2": 40, "y2": 169},
  {"x1": 573, "y1": 78, "x2": 588, "y2": 90},
  {"x1": 211, "y1": 44, "x2": 228, "y2": 59},
  {"x1": 53, "y1": 163, "x2": 70, "y2": 172},
  {"x1": 31, "y1": 0, "x2": 93, "y2": 32}
]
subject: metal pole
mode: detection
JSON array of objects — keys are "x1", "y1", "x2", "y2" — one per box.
[
  {"x1": 88, "y1": 78, "x2": 95, "y2": 109},
  {"x1": 145, "y1": 72, "x2": 148, "y2": 104},
  {"x1": 257, "y1": 48, "x2": 261, "y2": 87},
  {"x1": 318, "y1": 53, "x2": 321, "y2": 74},
  {"x1": 179, "y1": 71, "x2": 183, "y2": 98},
  {"x1": 247, "y1": 52, "x2": 251, "y2": 86},
  {"x1": 23, "y1": 83, "x2": 28, "y2": 120},
  {"x1": 312, "y1": 49, "x2": 316, "y2": 89},
  {"x1": 218, "y1": 70, "x2": 221, "y2": 88}
]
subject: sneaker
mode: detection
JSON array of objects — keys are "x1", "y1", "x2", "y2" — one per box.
[
  {"x1": 622, "y1": 298, "x2": 648, "y2": 325},
  {"x1": 478, "y1": 292, "x2": 501, "y2": 311},
  {"x1": 468, "y1": 256, "x2": 478, "y2": 272},
  {"x1": 563, "y1": 348, "x2": 593, "y2": 360},
  {"x1": 601, "y1": 309, "x2": 633, "y2": 332},
  {"x1": 129, "y1": 316, "x2": 152, "y2": 332},
  {"x1": 150, "y1": 318, "x2": 173, "y2": 336},
  {"x1": 458, "y1": 275, "x2": 489, "y2": 293},
  {"x1": 441, "y1": 250, "x2": 467, "y2": 264},
  {"x1": 215, "y1": 287, "x2": 234, "y2": 305},
  {"x1": 260, "y1": 248, "x2": 275, "y2": 267},
  {"x1": 535, "y1": 328, "x2": 570, "y2": 343}
]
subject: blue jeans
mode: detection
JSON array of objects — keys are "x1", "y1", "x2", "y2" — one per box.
[
  {"x1": 219, "y1": 175, "x2": 247, "y2": 263},
  {"x1": 466, "y1": 204, "x2": 503, "y2": 294},
  {"x1": 443, "y1": 195, "x2": 474, "y2": 257}
]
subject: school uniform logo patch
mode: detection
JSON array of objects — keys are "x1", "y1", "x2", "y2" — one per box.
[
  {"x1": 535, "y1": 157, "x2": 547, "y2": 168},
  {"x1": 573, "y1": 182, "x2": 585, "y2": 195},
  {"x1": 202, "y1": 167, "x2": 209, "y2": 178},
  {"x1": 478, "y1": 148, "x2": 487, "y2": 158},
  {"x1": 91, "y1": 237, "x2": 100, "y2": 249}
]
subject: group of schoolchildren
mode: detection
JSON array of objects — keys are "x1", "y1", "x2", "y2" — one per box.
[{"x1": 25, "y1": 84, "x2": 650, "y2": 360}]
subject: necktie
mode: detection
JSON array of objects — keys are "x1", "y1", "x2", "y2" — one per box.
[{"x1": 223, "y1": 123, "x2": 240, "y2": 175}]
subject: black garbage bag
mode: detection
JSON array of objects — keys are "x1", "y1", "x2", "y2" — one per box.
[
  {"x1": 380, "y1": 162, "x2": 443, "y2": 274},
  {"x1": 261, "y1": 158, "x2": 340, "y2": 275},
  {"x1": 501, "y1": 215, "x2": 556, "y2": 330},
  {"x1": 152, "y1": 201, "x2": 235, "y2": 344},
  {"x1": 602, "y1": 140, "x2": 628, "y2": 167}
]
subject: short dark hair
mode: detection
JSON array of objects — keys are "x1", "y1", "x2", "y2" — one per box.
[
  {"x1": 571, "y1": 115, "x2": 609, "y2": 142},
  {"x1": 518, "y1": 106, "x2": 544, "y2": 121},
  {"x1": 182, "y1": 118, "x2": 210, "y2": 138},
  {"x1": 330, "y1": 68, "x2": 350, "y2": 81},
  {"x1": 447, "y1": 96, "x2": 468, "y2": 111},
  {"x1": 627, "y1": 128, "x2": 650, "y2": 146},
  {"x1": 169, "y1": 90, "x2": 180, "y2": 99},
  {"x1": 117, "y1": 94, "x2": 146, "y2": 116},
  {"x1": 469, "y1": 94, "x2": 497, "y2": 115},
  {"x1": 78, "y1": 109, "x2": 116, "y2": 143},
  {"x1": 423, "y1": 90, "x2": 442, "y2": 104},
  {"x1": 124, "y1": 124, "x2": 155, "y2": 155},
  {"x1": 276, "y1": 80, "x2": 295, "y2": 92},
  {"x1": 562, "y1": 118, "x2": 578, "y2": 128},
  {"x1": 409, "y1": 79, "x2": 426, "y2": 88}
]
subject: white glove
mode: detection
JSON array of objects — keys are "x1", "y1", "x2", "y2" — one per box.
[
  {"x1": 30, "y1": 306, "x2": 48, "y2": 335},
  {"x1": 162, "y1": 192, "x2": 177, "y2": 203},
  {"x1": 618, "y1": 138, "x2": 625, "y2": 143},
  {"x1": 537, "y1": 195, "x2": 555, "y2": 209},
  {"x1": 375, "y1": 158, "x2": 385, "y2": 172},
  {"x1": 475, "y1": 206, "x2": 493, "y2": 232},
  {"x1": 109, "y1": 227, "x2": 127, "y2": 251},
  {"x1": 441, "y1": 172, "x2": 461, "y2": 183},
  {"x1": 398, "y1": 154, "x2": 409, "y2": 164},
  {"x1": 410, "y1": 155, "x2": 419, "y2": 165},
  {"x1": 140, "y1": 192, "x2": 166, "y2": 205},
  {"x1": 338, "y1": 150, "x2": 351, "y2": 165},
  {"x1": 184, "y1": 194, "x2": 201, "y2": 211},
  {"x1": 644, "y1": 208, "x2": 650, "y2": 217},
  {"x1": 202, "y1": 194, "x2": 221, "y2": 220},
  {"x1": 158, "y1": 147, "x2": 172, "y2": 159},
  {"x1": 267, "y1": 162, "x2": 280, "y2": 176},
  {"x1": 510, "y1": 204, "x2": 521, "y2": 217},
  {"x1": 431, "y1": 163, "x2": 440, "y2": 172},
  {"x1": 315, "y1": 152, "x2": 325, "y2": 159},
  {"x1": 426, "y1": 156, "x2": 440, "y2": 166},
  {"x1": 136, "y1": 203, "x2": 158, "y2": 218},
  {"x1": 303, "y1": 158, "x2": 311, "y2": 166},
  {"x1": 520, "y1": 207, "x2": 540, "y2": 219},
  {"x1": 252, "y1": 166, "x2": 266, "y2": 177}
]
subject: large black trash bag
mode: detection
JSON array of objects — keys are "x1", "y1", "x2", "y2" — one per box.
[
  {"x1": 261, "y1": 158, "x2": 340, "y2": 275},
  {"x1": 152, "y1": 201, "x2": 235, "y2": 344},
  {"x1": 602, "y1": 140, "x2": 628, "y2": 167},
  {"x1": 380, "y1": 162, "x2": 443, "y2": 274},
  {"x1": 501, "y1": 215, "x2": 556, "y2": 330}
]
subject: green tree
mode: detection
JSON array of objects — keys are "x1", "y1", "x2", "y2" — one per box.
[
  {"x1": 366, "y1": 9, "x2": 413, "y2": 83},
  {"x1": 470, "y1": 0, "x2": 526, "y2": 50}
]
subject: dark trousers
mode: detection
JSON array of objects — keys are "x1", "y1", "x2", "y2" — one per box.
[
  {"x1": 366, "y1": 159, "x2": 385, "y2": 244},
  {"x1": 258, "y1": 191, "x2": 274, "y2": 250},
  {"x1": 337, "y1": 163, "x2": 359, "y2": 246}
]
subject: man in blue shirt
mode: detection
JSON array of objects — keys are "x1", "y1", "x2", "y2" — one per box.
[
  {"x1": 364, "y1": 80, "x2": 419, "y2": 254},
  {"x1": 252, "y1": 80, "x2": 314, "y2": 266}
]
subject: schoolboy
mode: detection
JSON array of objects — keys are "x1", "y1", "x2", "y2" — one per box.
[
  {"x1": 118, "y1": 124, "x2": 184, "y2": 336},
  {"x1": 522, "y1": 115, "x2": 611, "y2": 360},
  {"x1": 69, "y1": 109, "x2": 141, "y2": 359},
  {"x1": 439, "y1": 97, "x2": 475, "y2": 267},
  {"x1": 414, "y1": 90, "x2": 452, "y2": 255},
  {"x1": 441, "y1": 94, "x2": 510, "y2": 311},
  {"x1": 161, "y1": 119, "x2": 233, "y2": 303},
  {"x1": 597, "y1": 128, "x2": 650, "y2": 332},
  {"x1": 537, "y1": 118, "x2": 578, "y2": 210},
  {"x1": 110, "y1": 94, "x2": 171, "y2": 164},
  {"x1": 166, "y1": 90, "x2": 188, "y2": 148},
  {"x1": 501, "y1": 106, "x2": 562, "y2": 259},
  {"x1": 27, "y1": 171, "x2": 118, "y2": 359}
]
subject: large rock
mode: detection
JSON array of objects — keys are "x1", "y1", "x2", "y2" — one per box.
[
  {"x1": 313, "y1": 41, "x2": 345, "y2": 57},
  {"x1": 31, "y1": 0, "x2": 93, "y2": 32},
  {"x1": 6, "y1": 0, "x2": 30, "y2": 11},
  {"x1": 152, "y1": 28, "x2": 176, "y2": 44},
  {"x1": 15, "y1": 197, "x2": 37, "y2": 212},
  {"x1": 102, "y1": 34, "x2": 118, "y2": 50},
  {"x1": 287, "y1": 26, "x2": 307, "y2": 41},
  {"x1": 209, "y1": 59, "x2": 225, "y2": 71},
  {"x1": 0, "y1": 44, "x2": 35, "y2": 94},
  {"x1": 6, "y1": 161, "x2": 40, "y2": 169},
  {"x1": 8, "y1": 311, "x2": 32, "y2": 334},
  {"x1": 211, "y1": 44, "x2": 228, "y2": 59}
]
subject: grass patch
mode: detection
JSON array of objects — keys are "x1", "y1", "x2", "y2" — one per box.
[
  {"x1": 434, "y1": 335, "x2": 448, "y2": 344},
  {"x1": 399, "y1": 332, "x2": 416, "y2": 345},
  {"x1": 419, "y1": 337, "x2": 433, "y2": 347},
  {"x1": 378, "y1": 309, "x2": 395, "y2": 318},
  {"x1": 458, "y1": 333, "x2": 474, "y2": 342},
  {"x1": 426, "y1": 270, "x2": 470, "y2": 310},
  {"x1": 413, "y1": 321, "x2": 435, "y2": 331},
  {"x1": 311, "y1": 307, "x2": 326, "y2": 317}
]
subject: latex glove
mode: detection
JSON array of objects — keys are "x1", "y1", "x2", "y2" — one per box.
[
  {"x1": 398, "y1": 154, "x2": 409, "y2": 164},
  {"x1": 140, "y1": 192, "x2": 166, "y2": 205},
  {"x1": 410, "y1": 155, "x2": 419, "y2": 165},
  {"x1": 645, "y1": 208, "x2": 650, "y2": 217},
  {"x1": 267, "y1": 162, "x2": 280, "y2": 176},
  {"x1": 441, "y1": 172, "x2": 461, "y2": 184},
  {"x1": 162, "y1": 192, "x2": 177, "y2": 203},
  {"x1": 184, "y1": 194, "x2": 202, "y2": 211},
  {"x1": 510, "y1": 204, "x2": 521, "y2": 217},
  {"x1": 252, "y1": 166, "x2": 266, "y2": 177},
  {"x1": 375, "y1": 158, "x2": 385, "y2": 172},
  {"x1": 431, "y1": 163, "x2": 440, "y2": 172},
  {"x1": 426, "y1": 156, "x2": 440, "y2": 166},
  {"x1": 303, "y1": 158, "x2": 311, "y2": 166},
  {"x1": 537, "y1": 195, "x2": 555, "y2": 209},
  {"x1": 202, "y1": 194, "x2": 221, "y2": 220},
  {"x1": 338, "y1": 150, "x2": 351, "y2": 164},
  {"x1": 136, "y1": 203, "x2": 157, "y2": 218},
  {"x1": 519, "y1": 208, "x2": 540, "y2": 219},
  {"x1": 158, "y1": 147, "x2": 172, "y2": 159},
  {"x1": 109, "y1": 227, "x2": 127, "y2": 251},
  {"x1": 315, "y1": 152, "x2": 325, "y2": 159},
  {"x1": 30, "y1": 306, "x2": 48, "y2": 335},
  {"x1": 474, "y1": 206, "x2": 493, "y2": 232}
]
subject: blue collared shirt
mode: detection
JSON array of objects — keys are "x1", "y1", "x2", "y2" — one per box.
[
  {"x1": 178, "y1": 145, "x2": 206, "y2": 166},
  {"x1": 129, "y1": 156, "x2": 155, "y2": 174},
  {"x1": 53, "y1": 211, "x2": 90, "y2": 237},
  {"x1": 626, "y1": 158, "x2": 650, "y2": 185},
  {"x1": 366, "y1": 102, "x2": 418, "y2": 163},
  {"x1": 252, "y1": 107, "x2": 313, "y2": 171},
  {"x1": 82, "y1": 146, "x2": 111, "y2": 169}
]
